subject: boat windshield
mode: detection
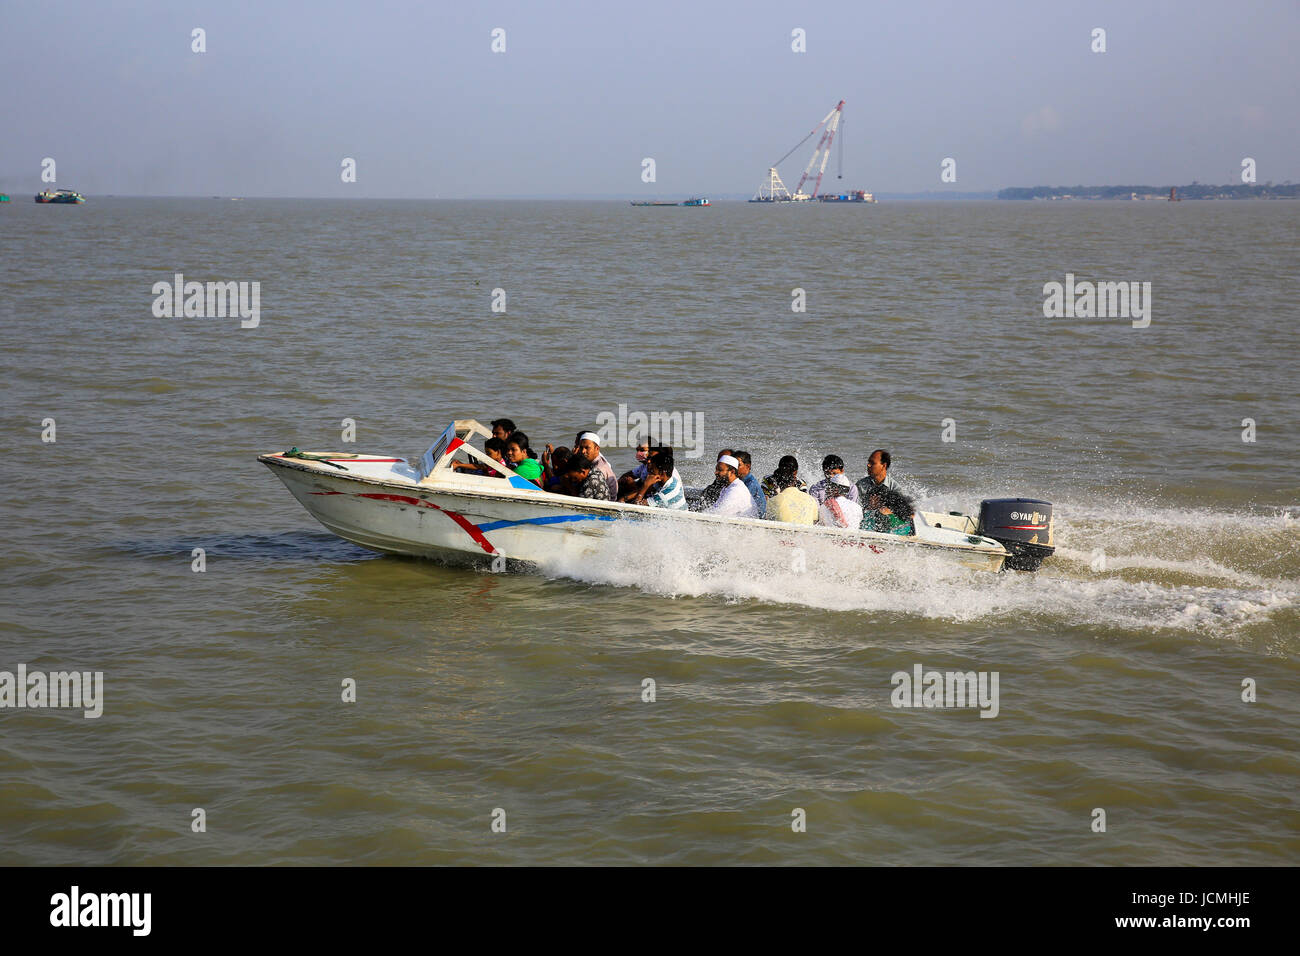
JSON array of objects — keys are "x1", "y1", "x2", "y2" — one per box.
[
  {"x1": 416, "y1": 423, "x2": 458, "y2": 479},
  {"x1": 415, "y1": 419, "x2": 538, "y2": 490}
]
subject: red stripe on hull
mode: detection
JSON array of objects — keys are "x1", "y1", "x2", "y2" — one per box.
[{"x1": 355, "y1": 492, "x2": 496, "y2": 554}]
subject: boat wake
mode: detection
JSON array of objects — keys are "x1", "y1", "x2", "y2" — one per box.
[{"x1": 534, "y1": 495, "x2": 1300, "y2": 638}]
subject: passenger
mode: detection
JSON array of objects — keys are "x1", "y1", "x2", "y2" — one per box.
[
  {"x1": 765, "y1": 470, "x2": 818, "y2": 525},
  {"x1": 504, "y1": 431, "x2": 543, "y2": 486},
  {"x1": 642, "y1": 451, "x2": 688, "y2": 510},
  {"x1": 817, "y1": 474, "x2": 865, "y2": 529},
  {"x1": 808, "y1": 454, "x2": 861, "y2": 505},
  {"x1": 451, "y1": 436, "x2": 507, "y2": 476},
  {"x1": 704, "y1": 454, "x2": 759, "y2": 518},
  {"x1": 541, "y1": 444, "x2": 571, "y2": 492},
  {"x1": 733, "y1": 450, "x2": 767, "y2": 518},
  {"x1": 564, "y1": 454, "x2": 613, "y2": 500},
  {"x1": 761, "y1": 455, "x2": 808, "y2": 497},
  {"x1": 490, "y1": 418, "x2": 517, "y2": 442},
  {"x1": 861, "y1": 486, "x2": 916, "y2": 535},
  {"x1": 574, "y1": 431, "x2": 619, "y2": 499},
  {"x1": 856, "y1": 448, "x2": 902, "y2": 500},
  {"x1": 617, "y1": 440, "x2": 653, "y2": 501},
  {"x1": 698, "y1": 448, "x2": 735, "y2": 510},
  {"x1": 508, "y1": 429, "x2": 536, "y2": 458},
  {"x1": 627, "y1": 447, "x2": 680, "y2": 504}
]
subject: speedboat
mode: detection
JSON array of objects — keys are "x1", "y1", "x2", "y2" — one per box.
[{"x1": 259, "y1": 419, "x2": 1055, "y2": 575}]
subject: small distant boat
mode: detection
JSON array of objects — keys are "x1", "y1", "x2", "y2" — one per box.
[
  {"x1": 630, "y1": 198, "x2": 711, "y2": 207},
  {"x1": 0, "y1": 193, "x2": 10, "y2": 203},
  {"x1": 35, "y1": 189, "x2": 85, "y2": 204}
]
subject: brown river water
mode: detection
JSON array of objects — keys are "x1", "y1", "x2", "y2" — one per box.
[{"x1": 1, "y1": 198, "x2": 1296, "y2": 864}]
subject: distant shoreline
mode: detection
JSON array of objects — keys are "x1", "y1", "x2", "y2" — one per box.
[
  {"x1": 5, "y1": 188, "x2": 1296, "y2": 202},
  {"x1": 998, "y1": 183, "x2": 1299, "y2": 200}
]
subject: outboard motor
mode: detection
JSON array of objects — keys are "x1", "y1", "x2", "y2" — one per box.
[{"x1": 977, "y1": 498, "x2": 1055, "y2": 571}]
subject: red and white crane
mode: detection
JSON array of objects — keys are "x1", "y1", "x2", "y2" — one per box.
[
  {"x1": 792, "y1": 99, "x2": 845, "y2": 199},
  {"x1": 751, "y1": 99, "x2": 858, "y2": 202}
]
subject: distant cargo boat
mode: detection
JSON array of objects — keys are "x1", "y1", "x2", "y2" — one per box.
[
  {"x1": 631, "y1": 198, "x2": 710, "y2": 206},
  {"x1": 0, "y1": 193, "x2": 10, "y2": 202},
  {"x1": 817, "y1": 190, "x2": 876, "y2": 203},
  {"x1": 35, "y1": 189, "x2": 85, "y2": 204}
]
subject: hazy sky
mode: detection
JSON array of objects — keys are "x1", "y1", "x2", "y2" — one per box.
[{"x1": 2, "y1": 0, "x2": 1296, "y2": 197}]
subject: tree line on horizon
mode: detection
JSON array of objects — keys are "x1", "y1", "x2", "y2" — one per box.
[{"x1": 997, "y1": 183, "x2": 1299, "y2": 200}]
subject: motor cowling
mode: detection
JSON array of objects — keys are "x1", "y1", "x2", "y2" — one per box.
[{"x1": 977, "y1": 498, "x2": 1055, "y2": 571}]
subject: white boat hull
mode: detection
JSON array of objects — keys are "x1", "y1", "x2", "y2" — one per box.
[{"x1": 259, "y1": 449, "x2": 1008, "y2": 575}]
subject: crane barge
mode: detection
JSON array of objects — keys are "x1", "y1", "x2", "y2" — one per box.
[{"x1": 749, "y1": 100, "x2": 875, "y2": 203}]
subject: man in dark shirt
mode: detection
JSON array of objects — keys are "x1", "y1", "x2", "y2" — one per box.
[
  {"x1": 564, "y1": 455, "x2": 613, "y2": 500},
  {"x1": 733, "y1": 450, "x2": 766, "y2": 518},
  {"x1": 762, "y1": 455, "x2": 807, "y2": 497},
  {"x1": 573, "y1": 431, "x2": 618, "y2": 499},
  {"x1": 855, "y1": 448, "x2": 902, "y2": 500},
  {"x1": 490, "y1": 418, "x2": 517, "y2": 442}
]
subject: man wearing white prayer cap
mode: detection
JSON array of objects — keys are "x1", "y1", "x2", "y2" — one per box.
[
  {"x1": 705, "y1": 453, "x2": 759, "y2": 518},
  {"x1": 698, "y1": 447, "x2": 734, "y2": 509},
  {"x1": 574, "y1": 430, "x2": 618, "y2": 499}
]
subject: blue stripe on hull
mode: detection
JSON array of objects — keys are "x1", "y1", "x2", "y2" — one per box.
[{"x1": 475, "y1": 513, "x2": 618, "y2": 533}]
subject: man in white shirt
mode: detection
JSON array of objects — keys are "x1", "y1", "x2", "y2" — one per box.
[
  {"x1": 818, "y1": 474, "x2": 865, "y2": 529},
  {"x1": 705, "y1": 454, "x2": 759, "y2": 518}
]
